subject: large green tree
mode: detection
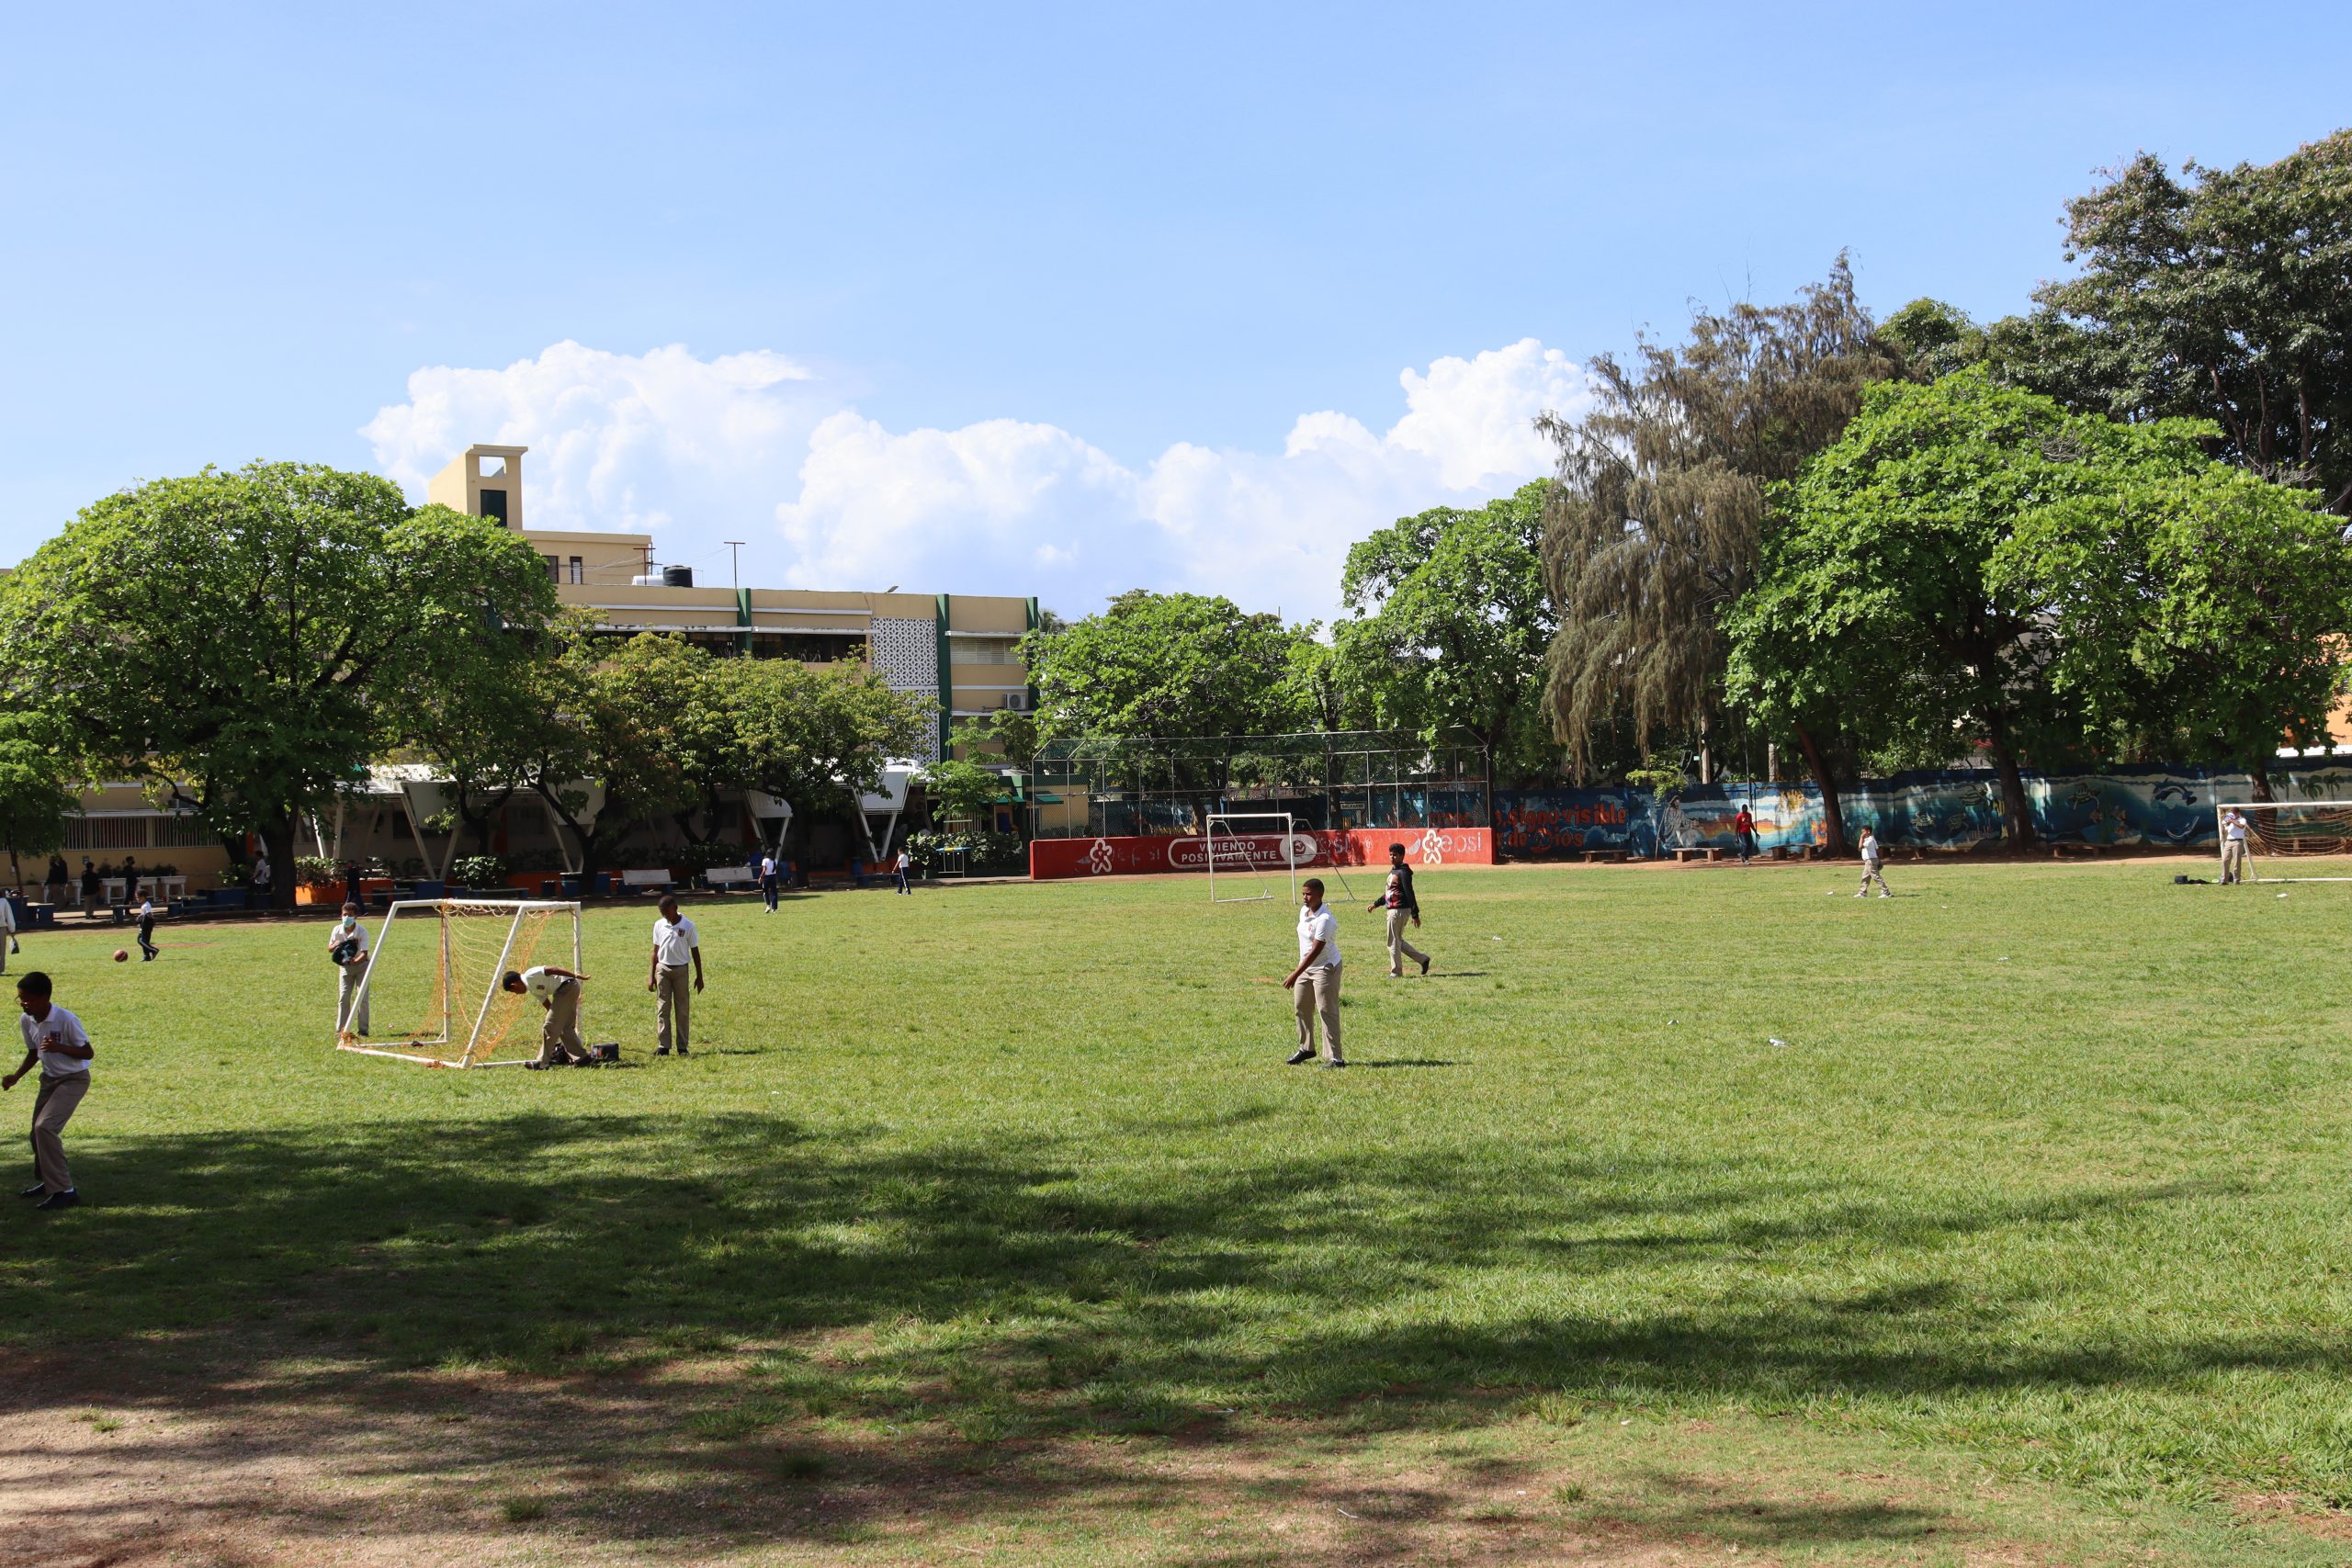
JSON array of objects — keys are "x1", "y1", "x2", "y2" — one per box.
[
  {"x1": 1334, "y1": 480, "x2": 1555, "y2": 784},
  {"x1": 0, "y1": 716, "x2": 77, "y2": 895},
  {"x1": 1540, "y1": 260, "x2": 1901, "y2": 849},
  {"x1": 1996, "y1": 130, "x2": 2352, "y2": 513},
  {"x1": 723, "y1": 655, "x2": 933, "y2": 863},
  {"x1": 1733, "y1": 369, "x2": 2352, "y2": 843},
  {"x1": 1022, "y1": 591, "x2": 1309, "y2": 740},
  {"x1": 0, "y1": 463, "x2": 560, "y2": 908}
]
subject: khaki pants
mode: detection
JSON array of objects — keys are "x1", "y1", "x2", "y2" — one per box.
[
  {"x1": 1860, "y1": 861, "x2": 1889, "y2": 895},
  {"x1": 32, "y1": 1073, "x2": 86, "y2": 1194},
  {"x1": 1385, "y1": 908, "x2": 1428, "y2": 976},
  {"x1": 656, "y1": 964, "x2": 692, "y2": 1053},
  {"x1": 337, "y1": 963, "x2": 369, "y2": 1034},
  {"x1": 2222, "y1": 840, "x2": 2248, "y2": 883},
  {"x1": 1294, "y1": 964, "x2": 1342, "y2": 1063},
  {"x1": 536, "y1": 979, "x2": 588, "y2": 1065}
]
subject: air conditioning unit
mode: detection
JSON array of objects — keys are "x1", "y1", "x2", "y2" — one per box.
[{"x1": 1002, "y1": 691, "x2": 1032, "y2": 712}]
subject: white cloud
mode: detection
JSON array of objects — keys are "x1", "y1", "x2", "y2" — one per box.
[{"x1": 364, "y1": 337, "x2": 1587, "y2": 623}]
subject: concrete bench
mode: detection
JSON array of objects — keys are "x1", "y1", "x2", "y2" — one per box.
[
  {"x1": 618, "y1": 869, "x2": 674, "y2": 895},
  {"x1": 701, "y1": 866, "x2": 756, "y2": 890},
  {"x1": 1670, "y1": 847, "x2": 1722, "y2": 863}
]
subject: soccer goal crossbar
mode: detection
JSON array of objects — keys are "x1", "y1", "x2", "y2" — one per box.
[
  {"x1": 2216, "y1": 800, "x2": 2352, "y2": 883},
  {"x1": 335, "y1": 897, "x2": 582, "y2": 1067},
  {"x1": 1204, "y1": 813, "x2": 1298, "y2": 905}
]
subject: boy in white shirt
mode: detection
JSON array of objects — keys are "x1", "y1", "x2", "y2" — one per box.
[
  {"x1": 1283, "y1": 878, "x2": 1345, "y2": 1068},
  {"x1": 894, "y1": 847, "x2": 911, "y2": 895},
  {"x1": 503, "y1": 963, "x2": 594, "y2": 1067},
  {"x1": 2221, "y1": 808, "x2": 2251, "y2": 885},
  {"x1": 135, "y1": 896, "x2": 159, "y2": 961},
  {"x1": 0, "y1": 889, "x2": 16, "y2": 976},
  {"x1": 4, "y1": 971, "x2": 92, "y2": 1209},
  {"x1": 648, "y1": 896, "x2": 704, "y2": 1056},
  {"x1": 760, "y1": 853, "x2": 780, "y2": 913},
  {"x1": 330, "y1": 903, "x2": 370, "y2": 1034},
  {"x1": 1856, "y1": 827, "x2": 1891, "y2": 897}
]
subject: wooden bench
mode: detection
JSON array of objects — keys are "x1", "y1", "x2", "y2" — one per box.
[
  {"x1": 701, "y1": 866, "x2": 756, "y2": 890},
  {"x1": 618, "y1": 868, "x2": 675, "y2": 895},
  {"x1": 1581, "y1": 849, "x2": 1628, "y2": 863},
  {"x1": 1670, "y1": 847, "x2": 1723, "y2": 863},
  {"x1": 2051, "y1": 842, "x2": 2103, "y2": 859}
]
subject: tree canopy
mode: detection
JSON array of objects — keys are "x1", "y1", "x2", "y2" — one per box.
[{"x1": 1023, "y1": 591, "x2": 1310, "y2": 740}]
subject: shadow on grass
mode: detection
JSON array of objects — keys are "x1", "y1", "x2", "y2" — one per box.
[{"x1": 0, "y1": 1111, "x2": 2295, "y2": 1553}]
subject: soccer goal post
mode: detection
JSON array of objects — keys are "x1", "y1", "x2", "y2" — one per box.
[
  {"x1": 2216, "y1": 800, "x2": 2352, "y2": 883},
  {"x1": 1204, "y1": 813, "x2": 1297, "y2": 904},
  {"x1": 335, "y1": 898, "x2": 582, "y2": 1066}
]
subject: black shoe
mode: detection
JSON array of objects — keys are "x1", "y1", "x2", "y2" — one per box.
[
  {"x1": 675, "y1": 1046, "x2": 688, "y2": 1056},
  {"x1": 525, "y1": 1061, "x2": 549, "y2": 1071},
  {"x1": 18, "y1": 1184, "x2": 47, "y2": 1200},
  {"x1": 655, "y1": 1047, "x2": 670, "y2": 1056},
  {"x1": 1322, "y1": 1059, "x2": 1347, "y2": 1069},
  {"x1": 36, "y1": 1190, "x2": 78, "y2": 1210},
  {"x1": 1419, "y1": 955, "x2": 1430, "y2": 976},
  {"x1": 1285, "y1": 1047, "x2": 1315, "y2": 1066}
]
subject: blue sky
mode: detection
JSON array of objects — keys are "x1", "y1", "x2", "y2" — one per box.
[{"x1": 6, "y1": 3, "x2": 2347, "y2": 619}]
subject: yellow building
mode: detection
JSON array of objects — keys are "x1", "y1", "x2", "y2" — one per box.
[{"x1": 430, "y1": 444, "x2": 1038, "y2": 762}]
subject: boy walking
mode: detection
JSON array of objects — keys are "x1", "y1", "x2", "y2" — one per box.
[
  {"x1": 760, "y1": 852, "x2": 780, "y2": 913},
  {"x1": 1856, "y1": 827, "x2": 1891, "y2": 897},
  {"x1": 505, "y1": 963, "x2": 593, "y2": 1067},
  {"x1": 330, "y1": 903, "x2": 370, "y2": 1034},
  {"x1": 0, "y1": 889, "x2": 16, "y2": 976},
  {"x1": 134, "y1": 895, "x2": 159, "y2": 961},
  {"x1": 1283, "y1": 878, "x2": 1345, "y2": 1068},
  {"x1": 5, "y1": 971, "x2": 91, "y2": 1209},
  {"x1": 894, "y1": 846, "x2": 912, "y2": 894},
  {"x1": 648, "y1": 896, "x2": 705, "y2": 1056},
  {"x1": 1368, "y1": 842, "x2": 1430, "y2": 977},
  {"x1": 1734, "y1": 805, "x2": 1758, "y2": 863}
]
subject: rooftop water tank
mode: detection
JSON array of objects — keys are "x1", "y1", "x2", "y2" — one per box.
[
  {"x1": 630, "y1": 573, "x2": 664, "y2": 587},
  {"x1": 662, "y1": 565, "x2": 695, "y2": 588}
]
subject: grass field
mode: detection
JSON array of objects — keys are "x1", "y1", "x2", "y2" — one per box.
[{"x1": 9, "y1": 858, "x2": 2352, "y2": 1566}]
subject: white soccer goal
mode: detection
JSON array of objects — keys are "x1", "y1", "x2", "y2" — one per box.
[
  {"x1": 2216, "y1": 800, "x2": 2352, "y2": 883},
  {"x1": 1204, "y1": 813, "x2": 1298, "y2": 904},
  {"x1": 336, "y1": 898, "x2": 582, "y2": 1067}
]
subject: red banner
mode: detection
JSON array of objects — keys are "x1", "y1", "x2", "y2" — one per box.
[{"x1": 1028, "y1": 828, "x2": 1493, "y2": 881}]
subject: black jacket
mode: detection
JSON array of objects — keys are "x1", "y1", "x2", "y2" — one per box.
[{"x1": 1370, "y1": 862, "x2": 1419, "y2": 916}]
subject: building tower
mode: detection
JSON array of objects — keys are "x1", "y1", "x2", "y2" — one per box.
[{"x1": 426, "y1": 445, "x2": 528, "y2": 529}]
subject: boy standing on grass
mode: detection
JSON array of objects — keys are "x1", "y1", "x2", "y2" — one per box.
[
  {"x1": 1284, "y1": 878, "x2": 1345, "y2": 1068},
  {"x1": 330, "y1": 903, "x2": 370, "y2": 1034},
  {"x1": 506, "y1": 963, "x2": 593, "y2": 1068},
  {"x1": 4, "y1": 971, "x2": 90, "y2": 1210},
  {"x1": 0, "y1": 887, "x2": 16, "y2": 976},
  {"x1": 1856, "y1": 826, "x2": 1891, "y2": 897},
  {"x1": 1734, "y1": 805, "x2": 1758, "y2": 863},
  {"x1": 649, "y1": 896, "x2": 704, "y2": 1057},
  {"x1": 134, "y1": 895, "x2": 158, "y2": 961},
  {"x1": 1368, "y1": 841, "x2": 1430, "y2": 977},
  {"x1": 2221, "y1": 808, "x2": 2251, "y2": 885}
]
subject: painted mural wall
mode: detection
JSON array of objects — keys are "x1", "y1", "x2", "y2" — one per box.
[{"x1": 1496, "y1": 761, "x2": 2352, "y2": 859}]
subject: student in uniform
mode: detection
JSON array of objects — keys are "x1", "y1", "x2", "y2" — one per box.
[
  {"x1": 0, "y1": 889, "x2": 16, "y2": 976},
  {"x1": 648, "y1": 896, "x2": 705, "y2": 1056},
  {"x1": 1283, "y1": 878, "x2": 1346, "y2": 1068},
  {"x1": 1368, "y1": 842, "x2": 1431, "y2": 977},
  {"x1": 5, "y1": 971, "x2": 91, "y2": 1209},
  {"x1": 505, "y1": 963, "x2": 594, "y2": 1068},
  {"x1": 1856, "y1": 826, "x2": 1891, "y2": 897},
  {"x1": 77, "y1": 860, "x2": 100, "y2": 922},
  {"x1": 894, "y1": 846, "x2": 912, "y2": 895},
  {"x1": 43, "y1": 854, "x2": 67, "y2": 909},
  {"x1": 330, "y1": 903, "x2": 370, "y2": 1034},
  {"x1": 2221, "y1": 808, "x2": 2251, "y2": 885},
  {"x1": 134, "y1": 896, "x2": 159, "y2": 961},
  {"x1": 759, "y1": 852, "x2": 780, "y2": 913}
]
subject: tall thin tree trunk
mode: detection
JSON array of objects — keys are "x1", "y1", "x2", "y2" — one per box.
[
  {"x1": 1791, "y1": 722, "x2": 1850, "y2": 856},
  {"x1": 2248, "y1": 753, "x2": 2275, "y2": 803},
  {"x1": 262, "y1": 816, "x2": 299, "y2": 910}
]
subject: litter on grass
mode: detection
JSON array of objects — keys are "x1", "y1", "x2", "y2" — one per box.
[{"x1": 1768, "y1": 1037, "x2": 1790, "y2": 1049}]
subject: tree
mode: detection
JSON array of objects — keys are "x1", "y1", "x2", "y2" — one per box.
[
  {"x1": 726, "y1": 657, "x2": 933, "y2": 864},
  {"x1": 1539, "y1": 260, "x2": 1901, "y2": 850},
  {"x1": 0, "y1": 463, "x2": 560, "y2": 908},
  {"x1": 1022, "y1": 591, "x2": 1309, "y2": 739},
  {"x1": 919, "y1": 757, "x2": 1010, "y2": 828},
  {"x1": 2000, "y1": 131, "x2": 2352, "y2": 513},
  {"x1": 1735, "y1": 368, "x2": 2352, "y2": 841},
  {"x1": 1334, "y1": 479, "x2": 1555, "y2": 783},
  {"x1": 0, "y1": 716, "x2": 76, "y2": 894},
  {"x1": 948, "y1": 708, "x2": 1045, "y2": 767}
]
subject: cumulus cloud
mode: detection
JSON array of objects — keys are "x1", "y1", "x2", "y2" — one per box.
[{"x1": 364, "y1": 337, "x2": 1586, "y2": 623}]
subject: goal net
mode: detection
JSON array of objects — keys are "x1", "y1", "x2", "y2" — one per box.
[
  {"x1": 336, "y1": 898, "x2": 582, "y2": 1066},
  {"x1": 2218, "y1": 800, "x2": 2352, "y2": 882},
  {"x1": 1204, "y1": 813, "x2": 1297, "y2": 904}
]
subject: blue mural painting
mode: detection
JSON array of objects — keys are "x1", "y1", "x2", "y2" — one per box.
[{"x1": 1497, "y1": 759, "x2": 2352, "y2": 859}]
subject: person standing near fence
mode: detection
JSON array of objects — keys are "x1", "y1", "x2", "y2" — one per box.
[
  {"x1": 2221, "y1": 808, "x2": 2251, "y2": 885},
  {"x1": 648, "y1": 896, "x2": 704, "y2": 1056},
  {"x1": 1855, "y1": 826, "x2": 1891, "y2": 897},
  {"x1": 1734, "y1": 805, "x2": 1758, "y2": 864}
]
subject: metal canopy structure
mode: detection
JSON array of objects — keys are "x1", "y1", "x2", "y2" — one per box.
[{"x1": 1026, "y1": 728, "x2": 1492, "y2": 840}]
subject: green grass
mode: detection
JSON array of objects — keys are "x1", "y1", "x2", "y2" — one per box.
[{"x1": 10, "y1": 862, "x2": 2352, "y2": 1562}]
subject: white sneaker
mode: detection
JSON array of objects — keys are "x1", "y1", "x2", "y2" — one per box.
[
  {"x1": 1878, "y1": 892, "x2": 1892, "y2": 898},
  {"x1": 1852, "y1": 892, "x2": 1864, "y2": 898}
]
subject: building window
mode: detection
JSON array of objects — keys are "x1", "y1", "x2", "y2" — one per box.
[
  {"x1": 749, "y1": 632, "x2": 865, "y2": 663},
  {"x1": 949, "y1": 636, "x2": 1023, "y2": 666},
  {"x1": 542, "y1": 555, "x2": 560, "y2": 582},
  {"x1": 479, "y1": 488, "x2": 509, "y2": 523},
  {"x1": 62, "y1": 816, "x2": 152, "y2": 851},
  {"x1": 568, "y1": 556, "x2": 584, "y2": 584}
]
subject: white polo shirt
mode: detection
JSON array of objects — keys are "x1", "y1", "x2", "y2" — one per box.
[
  {"x1": 520, "y1": 966, "x2": 567, "y2": 1005},
  {"x1": 21, "y1": 1005, "x2": 91, "y2": 1077},
  {"x1": 651, "y1": 914, "x2": 699, "y2": 966},
  {"x1": 1296, "y1": 903, "x2": 1340, "y2": 968},
  {"x1": 2224, "y1": 816, "x2": 2249, "y2": 842},
  {"x1": 1860, "y1": 834, "x2": 1882, "y2": 863},
  {"x1": 760, "y1": 856, "x2": 776, "y2": 879},
  {"x1": 331, "y1": 918, "x2": 368, "y2": 963}
]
